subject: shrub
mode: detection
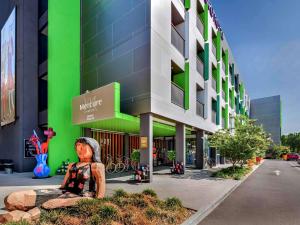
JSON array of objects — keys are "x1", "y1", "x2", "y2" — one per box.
[
  {"x1": 142, "y1": 189, "x2": 157, "y2": 198},
  {"x1": 74, "y1": 198, "x2": 102, "y2": 216},
  {"x1": 4, "y1": 220, "x2": 31, "y2": 225},
  {"x1": 145, "y1": 207, "x2": 160, "y2": 220},
  {"x1": 113, "y1": 188, "x2": 128, "y2": 198},
  {"x1": 165, "y1": 197, "x2": 183, "y2": 209},
  {"x1": 212, "y1": 166, "x2": 251, "y2": 180},
  {"x1": 98, "y1": 205, "x2": 119, "y2": 221}
]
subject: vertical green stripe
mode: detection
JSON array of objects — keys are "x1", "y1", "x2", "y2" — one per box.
[
  {"x1": 184, "y1": 62, "x2": 190, "y2": 110},
  {"x1": 185, "y1": 0, "x2": 191, "y2": 9},
  {"x1": 204, "y1": 4, "x2": 209, "y2": 41},
  {"x1": 216, "y1": 31, "x2": 221, "y2": 61},
  {"x1": 216, "y1": 95, "x2": 220, "y2": 125},
  {"x1": 225, "y1": 50, "x2": 229, "y2": 75},
  {"x1": 114, "y1": 82, "x2": 121, "y2": 115},
  {"x1": 225, "y1": 76, "x2": 229, "y2": 103},
  {"x1": 48, "y1": 0, "x2": 81, "y2": 175},
  {"x1": 204, "y1": 43, "x2": 209, "y2": 80},
  {"x1": 225, "y1": 104, "x2": 229, "y2": 129},
  {"x1": 217, "y1": 64, "x2": 221, "y2": 94}
]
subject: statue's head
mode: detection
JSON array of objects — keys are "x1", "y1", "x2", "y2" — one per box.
[{"x1": 75, "y1": 137, "x2": 101, "y2": 163}]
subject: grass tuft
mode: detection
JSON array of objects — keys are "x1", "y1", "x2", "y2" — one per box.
[
  {"x1": 142, "y1": 189, "x2": 157, "y2": 198},
  {"x1": 165, "y1": 197, "x2": 183, "y2": 210},
  {"x1": 212, "y1": 166, "x2": 252, "y2": 180},
  {"x1": 113, "y1": 189, "x2": 128, "y2": 198}
]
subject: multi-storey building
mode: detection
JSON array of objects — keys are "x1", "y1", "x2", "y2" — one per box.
[
  {"x1": 250, "y1": 96, "x2": 282, "y2": 145},
  {"x1": 0, "y1": 0, "x2": 251, "y2": 179}
]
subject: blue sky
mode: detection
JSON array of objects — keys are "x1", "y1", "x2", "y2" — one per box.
[{"x1": 210, "y1": 0, "x2": 300, "y2": 134}]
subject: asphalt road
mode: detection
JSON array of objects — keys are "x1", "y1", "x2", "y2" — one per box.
[{"x1": 199, "y1": 160, "x2": 300, "y2": 225}]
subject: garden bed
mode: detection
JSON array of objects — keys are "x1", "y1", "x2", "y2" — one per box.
[
  {"x1": 212, "y1": 166, "x2": 252, "y2": 180},
  {"x1": 5, "y1": 189, "x2": 193, "y2": 225}
]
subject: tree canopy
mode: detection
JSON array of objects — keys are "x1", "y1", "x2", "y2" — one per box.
[
  {"x1": 281, "y1": 133, "x2": 300, "y2": 152},
  {"x1": 208, "y1": 115, "x2": 271, "y2": 169}
]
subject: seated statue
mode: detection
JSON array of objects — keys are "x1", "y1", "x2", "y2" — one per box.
[{"x1": 4, "y1": 137, "x2": 106, "y2": 211}]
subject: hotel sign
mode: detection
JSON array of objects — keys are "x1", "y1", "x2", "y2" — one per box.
[
  {"x1": 72, "y1": 83, "x2": 115, "y2": 125},
  {"x1": 204, "y1": 0, "x2": 224, "y2": 39}
]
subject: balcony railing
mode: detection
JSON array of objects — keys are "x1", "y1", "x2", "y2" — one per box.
[
  {"x1": 212, "y1": 43, "x2": 217, "y2": 58},
  {"x1": 212, "y1": 78, "x2": 217, "y2": 91},
  {"x1": 222, "y1": 90, "x2": 226, "y2": 100},
  {"x1": 196, "y1": 16, "x2": 204, "y2": 35},
  {"x1": 171, "y1": 24, "x2": 185, "y2": 56},
  {"x1": 171, "y1": 82, "x2": 185, "y2": 108},
  {"x1": 212, "y1": 110, "x2": 217, "y2": 124},
  {"x1": 196, "y1": 100, "x2": 205, "y2": 117},
  {"x1": 222, "y1": 61, "x2": 226, "y2": 73},
  {"x1": 196, "y1": 57, "x2": 204, "y2": 77}
]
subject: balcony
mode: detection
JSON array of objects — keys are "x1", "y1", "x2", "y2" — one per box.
[
  {"x1": 196, "y1": 16, "x2": 204, "y2": 35},
  {"x1": 212, "y1": 78, "x2": 217, "y2": 91},
  {"x1": 212, "y1": 43, "x2": 217, "y2": 59},
  {"x1": 196, "y1": 100, "x2": 205, "y2": 117},
  {"x1": 222, "y1": 90, "x2": 226, "y2": 101},
  {"x1": 196, "y1": 57, "x2": 204, "y2": 77},
  {"x1": 212, "y1": 110, "x2": 217, "y2": 124},
  {"x1": 171, "y1": 24, "x2": 185, "y2": 56},
  {"x1": 171, "y1": 82, "x2": 185, "y2": 108}
]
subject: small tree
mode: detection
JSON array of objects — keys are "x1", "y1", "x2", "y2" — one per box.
[
  {"x1": 208, "y1": 115, "x2": 271, "y2": 170},
  {"x1": 167, "y1": 150, "x2": 176, "y2": 167},
  {"x1": 131, "y1": 149, "x2": 140, "y2": 168}
]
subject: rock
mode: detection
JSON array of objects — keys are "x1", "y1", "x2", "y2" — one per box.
[
  {"x1": 27, "y1": 207, "x2": 41, "y2": 221},
  {"x1": 0, "y1": 210, "x2": 9, "y2": 224},
  {"x1": 4, "y1": 190, "x2": 36, "y2": 211},
  {"x1": 2, "y1": 210, "x2": 31, "y2": 223},
  {"x1": 42, "y1": 196, "x2": 91, "y2": 209}
]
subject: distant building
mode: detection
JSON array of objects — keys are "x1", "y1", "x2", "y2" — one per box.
[{"x1": 250, "y1": 96, "x2": 282, "y2": 145}]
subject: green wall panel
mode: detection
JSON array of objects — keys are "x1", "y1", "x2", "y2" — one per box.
[
  {"x1": 204, "y1": 4, "x2": 209, "y2": 41},
  {"x1": 225, "y1": 76, "x2": 229, "y2": 103},
  {"x1": 184, "y1": 62, "x2": 190, "y2": 110},
  {"x1": 217, "y1": 64, "x2": 221, "y2": 94},
  {"x1": 173, "y1": 73, "x2": 185, "y2": 90},
  {"x1": 185, "y1": 0, "x2": 191, "y2": 9},
  {"x1": 48, "y1": 0, "x2": 81, "y2": 175},
  {"x1": 216, "y1": 95, "x2": 220, "y2": 125},
  {"x1": 225, "y1": 104, "x2": 229, "y2": 129},
  {"x1": 225, "y1": 50, "x2": 229, "y2": 75},
  {"x1": 204, "y1": 43, "x2": 209, "y2": 80},
  {"x1": 216, "y1": 31, "x2": 221, "y2": 62}
]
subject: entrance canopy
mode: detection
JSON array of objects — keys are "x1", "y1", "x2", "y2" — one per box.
[{"x1": 72, "y1": 82, "x2": 176, "y2": 137}]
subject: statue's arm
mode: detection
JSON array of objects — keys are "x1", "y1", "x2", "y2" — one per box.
[
  {"x1": 60, "y1": 163, "x2": 74, "y2": 189},
  {"x1": 91, "y1": 163, "x2": 106, "y2": 198}
]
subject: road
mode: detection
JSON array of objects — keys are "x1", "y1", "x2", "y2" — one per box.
[{"x1": 199, "y1": 160, "x2": 300, "y2": 225}]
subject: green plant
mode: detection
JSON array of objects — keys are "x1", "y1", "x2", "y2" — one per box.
[
  {"x1": 145, "y1": 207, "x2": 160, "y2": 220},
  {"x1": 208, "y1": 115, "x2": 271, "y2": 170},
  {"x1": 212, "y1": 166, "x2": 251, "y2": 180},
  {"x1": 165, "y1": 197, "x2": 183, "y2": 209},
  {"x1": 4, "y1": 220, "x2": 31, "y2": 225},
  {"x1": 131, "y1": 149, "x2": 140, "y2": 163},
  {"x1": 97, "y1": 205, "x2": 119, "y2": 221},
  {"x1": 167, "y1": 150, "x2": 176, "y2": 166},
  {"x1": 113, "y1": 189, "x2": 128, "y2": 198},
  {"x1": 142, "y1": 189, "x2": 157, "y2": 198},
  {"x1": 39, "y1": 209, "x2": 66, "y2": 224}
]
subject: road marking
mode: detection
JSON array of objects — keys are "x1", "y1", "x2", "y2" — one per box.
[
  {"x1": 288, "y1": 161, "x2": 300, "y2": 171},
  {"x1": 273, "y1": 170, "x2": 280, "y2": 176}
]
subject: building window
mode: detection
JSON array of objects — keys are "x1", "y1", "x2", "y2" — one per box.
[
  {"x1": 196, "y1": 85, "x2": 205, "y2": 117},
  {"x1": 171, "y1": 3, "x2": 185, "y2": 56}
]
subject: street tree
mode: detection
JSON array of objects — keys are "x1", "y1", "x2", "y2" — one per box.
[{"x1": 208, "y1": 115, "x2": 271, "y2": 170}]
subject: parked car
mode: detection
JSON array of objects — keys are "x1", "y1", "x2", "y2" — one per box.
[
  {"x1": 287, "y1": 153, "x2": 299, "y2": 161},
  {"x1": 297, "y1": 158, "x2": 300, "y2": 164}
]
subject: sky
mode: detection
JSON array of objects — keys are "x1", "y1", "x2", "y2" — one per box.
[{"x1": 210, "y1": 0, "x2": 300, "y2": 134}]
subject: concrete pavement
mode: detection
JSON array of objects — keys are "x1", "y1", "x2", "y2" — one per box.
[
  {"x1": 0, "y1": 165, "x2": 238, "y2": 212},
  {"x1": 199, "y1": 160, "x2": 300, "y2": 225}
]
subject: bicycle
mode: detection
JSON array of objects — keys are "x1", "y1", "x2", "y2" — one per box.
[
  {"x1": 115, "y1": 157, "x2": 126, "y2": 173},
  {"x1": 105, "y1": 155, "x2": 116, "y2": 174},
  {"x1": 204, "y1": 157, "x2": 215, "y2": 168}
]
